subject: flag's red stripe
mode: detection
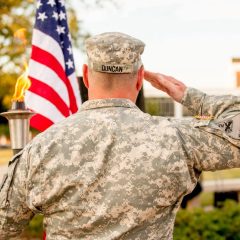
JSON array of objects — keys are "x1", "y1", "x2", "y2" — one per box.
[
  {"x1": 43, "y1": 231, "x2": 46, "y2": 240},
  {"x1": 30, "y1": 114, "x2": 54, "y2": 132},
  {"x1": 31, "y1": 45, "x2": 78, "y2": 113},
  {"x1": 29, "y1": 77, "x2": 70, "y2": 117}
]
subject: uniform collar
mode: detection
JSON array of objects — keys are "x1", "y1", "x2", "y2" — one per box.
[{"x1": 80, "y1": 98, "x2": 138, "y2": 111}]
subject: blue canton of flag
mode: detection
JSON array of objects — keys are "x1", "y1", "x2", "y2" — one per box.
[{"x1": 36, "y1": 0, "x2": 75, "y2": 76}]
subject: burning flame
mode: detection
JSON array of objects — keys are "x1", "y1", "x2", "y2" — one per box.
[
  {"x1": 12, "y1": 28, "x2": 31, "y2": 102},
  {"x1": 14, "y1": 28, "x2": 27, "y2": 46},
  {"x1": 12, "y1": 62, "x2": 31, "y2": 102}
]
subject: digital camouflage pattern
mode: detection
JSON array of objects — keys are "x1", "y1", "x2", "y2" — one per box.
[
  {"x1": 85, "y1": 32, "x2": 145, "y2": 73},
  {"x1": 0, "y1": 88, "x2": 240, "y2": 240}
]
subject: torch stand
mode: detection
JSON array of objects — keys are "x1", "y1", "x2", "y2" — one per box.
[{"x1": 0, "y1": 101, "x2": 34, "y2": 155}]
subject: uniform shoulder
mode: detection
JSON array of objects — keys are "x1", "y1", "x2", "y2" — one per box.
[{"x1": 141, "y1": 112, "x2": 177, "y2": 128}]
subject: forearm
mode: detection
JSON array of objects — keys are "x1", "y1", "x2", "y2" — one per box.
[{"x1": 181, "y1": 87, "x2": 240, "y2": 119}]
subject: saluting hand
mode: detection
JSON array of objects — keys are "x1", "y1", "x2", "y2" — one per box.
[{"x1": 144, "y1": 70, "x2": 187, "y2": 103}]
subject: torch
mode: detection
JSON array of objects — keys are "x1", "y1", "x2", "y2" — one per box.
[
  {"x1": 0, "y1": 63, "x2": 34, "y2": 155},
  {"x1": 0, "y1": 28, "x2": 34, "y2": 155}
]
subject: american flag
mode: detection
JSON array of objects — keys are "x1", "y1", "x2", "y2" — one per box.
[{"x1": 26, "y1": 0, "x2": 81, "y2": 131}]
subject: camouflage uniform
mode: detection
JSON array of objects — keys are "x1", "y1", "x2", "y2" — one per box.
[{"x1": 1, "y1": 32, "x2": 240, "y2": 239}]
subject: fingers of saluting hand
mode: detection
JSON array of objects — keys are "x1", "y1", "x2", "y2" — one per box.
[
  {"x1": 144, "y1": 70, "x2": 176, "y2": 93},
  {"x1": 144, "y1": 70, "x2": 187, "y2": 102},
  {"x1": 144, "y1": 71, "x2": 177, "y2": 88}
]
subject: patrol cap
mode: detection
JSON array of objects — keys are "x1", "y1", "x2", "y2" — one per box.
[{"x1": 85, "y1": 32, "x2": 145, "y2": 74}]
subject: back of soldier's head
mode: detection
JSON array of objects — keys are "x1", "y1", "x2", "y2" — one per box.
[{"x1": 85, "y1": 32, "x2": 145, "y2": 88}]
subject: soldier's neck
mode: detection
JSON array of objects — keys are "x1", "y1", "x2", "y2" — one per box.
[{"x1": 88, "y1": 90, "x2": 137, "y2": 103}]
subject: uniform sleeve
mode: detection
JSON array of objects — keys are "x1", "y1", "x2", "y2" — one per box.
[
  {"x1": 0, "y1": 149, "x2": 34, "y2": 239},
  {"x1": 181, "y1": 87, "x2": 240, "y2": 119},
  {"x1": 176, "y1": 123, "x2": 240, "y2": 172},
  {"x1": 176, "y1": 87, "x2": 240, "y2": 172}
]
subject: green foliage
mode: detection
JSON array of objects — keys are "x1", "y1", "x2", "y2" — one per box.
[
  {"x1": 21, "y1": 214, "x2": 43, "y2": 239},
  {"x1": 0, "y1": 124, "x2": 9, "y2": 137},
  {"x1": 25, "y1": 214, "x2": 44, "y2": 237},
  {"x1": 174, "y1": 200, "x2": 240, "y2": 240},
  {"x1": 0, "y1": 73, "x2": 19, "y2": 109},
  {"x1": 199, "y1": 192, "x2": 214, "y2": 207},
  {"x1": 145, "y1": 97, "x2": 174, "y2": 116},
  {"x1": 145, "y1": 98, "x2": 162, "y2": 116},
  {"x1": 0, "y1": 0, "x2": 34, "y2": 72}
]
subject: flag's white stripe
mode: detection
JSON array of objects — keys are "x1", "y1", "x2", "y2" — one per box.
[
  {"x1": 25, "y1": 91, "x2": 65, "y2": 123},
  {"x1": 69, "y1": 73, "x2": 82, "y2": 108},
  {"x1": 29, "y1": 59, "x2": 70, "y2": 107},
  {"x1": 32, "y1": 29, "x2": 65, "y2": 70}
]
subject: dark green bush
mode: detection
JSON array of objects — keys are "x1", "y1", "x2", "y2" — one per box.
[{"x1": 174, "y1": 200, "x2": 240, "y2": 240}]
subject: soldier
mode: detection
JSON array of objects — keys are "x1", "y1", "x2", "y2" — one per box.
[{"x1": 0, "y1": 32, "x2": 240, "y2": 240}]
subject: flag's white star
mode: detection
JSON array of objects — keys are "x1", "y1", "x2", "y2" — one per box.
[
  {"x1": 47, "y1": 0, "x2": 56, "y2": 7},
  {"x1": 59, "y1": 10, "x2": 66, "y2": 20},
  {"x1": 66, "y1": 59, "x2": 74, "y2": 69},
  {"x1": 59, "y1": 0, "x2": 65, "y2": 6},
  {"x1": 52, "y1": 11, "x2": 59, "y2": 21},
  {"x1": 37, "y1": 0, "x2": 43, "y2": 9},
  {"x1": 67, "y1": 46, "x2": 72, "y2": 55},
  {"x1": 37, "y1": 12, "x2": 48, "y2": 22},
  {"x1": 56, "y1": 25, "x2": 65, "y2": 34}
]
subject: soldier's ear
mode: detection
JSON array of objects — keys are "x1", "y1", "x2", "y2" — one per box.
[
  {"x1": 136, "y1": 66, "x2": 144, "y2": 91},
  {"x1": 82, "y1": 64, "x2": 89, "y2": 89}
]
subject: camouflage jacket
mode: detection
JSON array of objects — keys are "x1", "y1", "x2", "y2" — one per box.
[{"x1": 0, "y1": 88, "x2": 240, "y2": 240}]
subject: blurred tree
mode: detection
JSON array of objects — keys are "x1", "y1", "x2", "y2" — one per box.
[{"x1": 0, "y1": 0, "x2": 115, "y2": 110}]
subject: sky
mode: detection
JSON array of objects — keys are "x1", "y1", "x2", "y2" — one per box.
[{"x1": 73, "y1": 0, "x2": 240, "y2": 90}]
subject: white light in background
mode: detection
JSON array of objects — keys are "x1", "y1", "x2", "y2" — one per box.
[{"x1": 73, "y1": 0, "x2": 240, "y2": 90}]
